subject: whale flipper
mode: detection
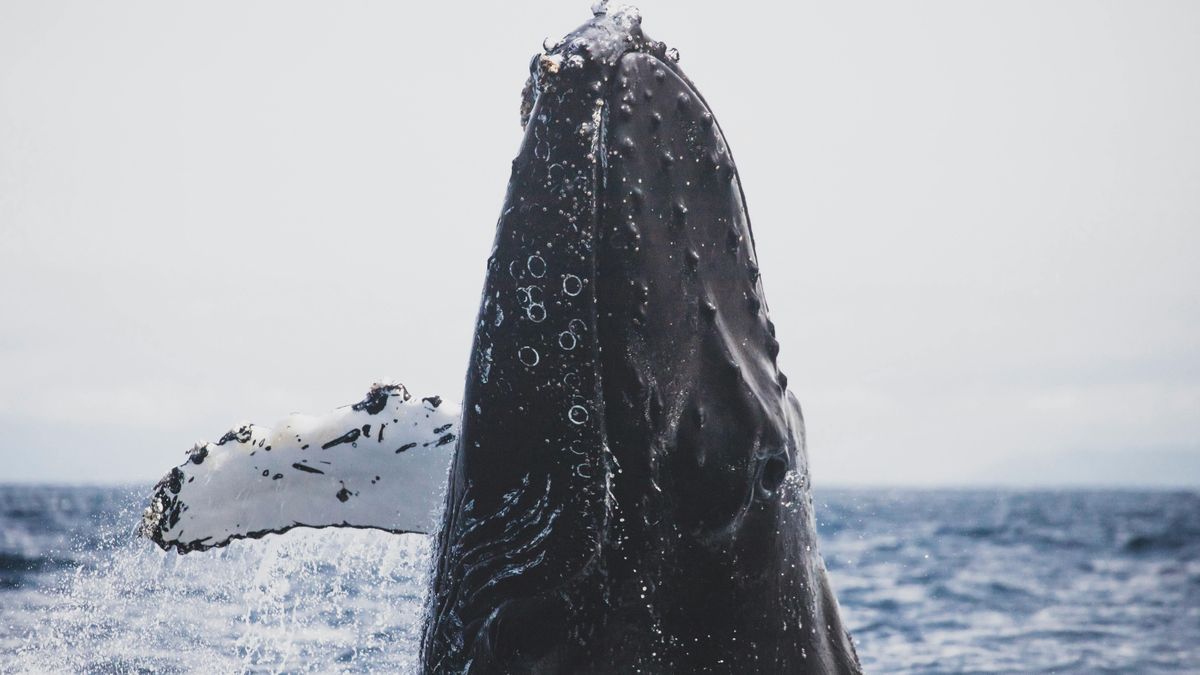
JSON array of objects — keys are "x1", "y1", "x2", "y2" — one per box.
[{"x1": 139, "y1": 383, "x2": 459, "y2": 553}]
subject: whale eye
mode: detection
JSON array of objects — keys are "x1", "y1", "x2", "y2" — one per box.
[{"x1": 761, "y1": 454, "x2": 788, "y2": 493}]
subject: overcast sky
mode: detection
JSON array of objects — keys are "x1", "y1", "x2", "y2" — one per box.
[{"x1": 1, "y1": 1, "x2": 1197, "y2": 486}]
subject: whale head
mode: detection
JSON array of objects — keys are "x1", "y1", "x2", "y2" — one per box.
[{"x1": 423, "y1": 6, "x2": 859, "y2": 673}]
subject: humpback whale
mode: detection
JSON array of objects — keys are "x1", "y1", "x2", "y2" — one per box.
[{"x1": 142, "y1": 3, "x2": 860, "y2": 673}]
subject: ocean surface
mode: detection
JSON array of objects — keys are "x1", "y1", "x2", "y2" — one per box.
[{"x1": 0, "y1": 486, "x2": 1197, "y2": 674}]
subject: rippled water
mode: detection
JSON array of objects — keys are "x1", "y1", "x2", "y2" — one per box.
[{"x1": 1, "y1": 485, "x2": 1197, "y2": 673}]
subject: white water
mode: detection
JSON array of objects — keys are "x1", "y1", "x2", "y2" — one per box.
[{"x1": 6, "y1": 514, "x2": 431, "y2": 673}]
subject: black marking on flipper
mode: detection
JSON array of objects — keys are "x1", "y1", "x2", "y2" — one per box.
[
  {"x1": 292, "y1": 463, "x2": 325, "y2": 474},
  {"x1": 217, "y1": 425, "x2": 253, "y2": 446},
  {"x1": 352, "y1": 383, "x2": 409, "y2": 415},
  {"x1": 423, "y1": 395, "x2": 443, "y2": 409},
  {"x1": 352, "y1": 388, "x2": 388, "y2": 414},
  {"x1": 321, "y1": 429, "x2": 361, "y2": 449},
  {"x1": 336, "y1": 486, "x2": 352, "y2": 502},
  {"x1": 166, "y1": 468, "x2": 183, "y2": 494},
  {"x1": 434, "y1": 433, "x2": 456, "y2": 447},
  {"x1": 189, "y1": 446, "x2": 208, "y2": 465},
  {"x1": 377, "y1": 423, "x2": 386, "y2": 442},
  {"x1": 396, "y1": 442, "x2": 417, "y2": 454},
  {"x1": 152, "y1": 522, "x2": 426, "y2": 555},
  {"x1": 434, "y1": 423, "x2": 453, "y2": 434}
]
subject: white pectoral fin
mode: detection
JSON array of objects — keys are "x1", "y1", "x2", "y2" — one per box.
[{"x1": 140, "y1": 383, "x2": 459, "y2": 553}]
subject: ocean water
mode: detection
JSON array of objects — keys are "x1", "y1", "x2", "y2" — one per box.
[{"x1": 1, "y1": 486, "x2": 1197, "y2": 673}]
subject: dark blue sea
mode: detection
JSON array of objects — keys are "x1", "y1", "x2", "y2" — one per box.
[{"x1": 1, "y1": 486, "x2": 1197, "y2": 673}]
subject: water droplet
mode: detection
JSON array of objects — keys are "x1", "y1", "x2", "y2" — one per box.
[
  {"x1": 559, "y1": 331, "x2": 578, "y2": 350},
  {"x1": 526, "y1": 303, "x2": 547, "y2": 323},
  {"x1": 527, "y1": 254, "x2": 547, "y2": 278},
  {"x1": 518, "y1": 346, "x2": 540, "y2": 367},
  {"x1": 672, "y1": 201, "x2": 688, "y2": 225},
  {"x1": 508, "y1": 259, "x2": 525, "y2": 279},
  {"x1": 568, "y1": 405, "x2": 590, "y2": 425},
  {"x1": 630, "y1": 187, "x2": 644, "y2": 212},
  {"x1": 562, "y1": 274, "x2": 583, "y2": 296}
]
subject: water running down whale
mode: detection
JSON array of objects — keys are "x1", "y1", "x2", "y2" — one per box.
[{"x1": 142, "y1": 3, "x2": 861, "y2": 672}]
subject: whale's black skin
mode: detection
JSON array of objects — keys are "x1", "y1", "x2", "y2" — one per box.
[{"x1": 424, "y1": 8, "x2": 861, "y2": 674}]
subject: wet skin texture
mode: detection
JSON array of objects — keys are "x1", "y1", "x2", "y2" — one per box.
[{"x1": 424, "y1": 9, "x2": 861, "y2": 674}]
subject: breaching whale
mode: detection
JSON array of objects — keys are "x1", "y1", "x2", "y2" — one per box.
[{"x1": 141, "y1": 3, "x2": 860, "y2": 673}]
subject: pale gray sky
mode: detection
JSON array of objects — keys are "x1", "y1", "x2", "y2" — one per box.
[{"x1": 1, "y1": 1, "x2": 1197, "y2": 486}]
